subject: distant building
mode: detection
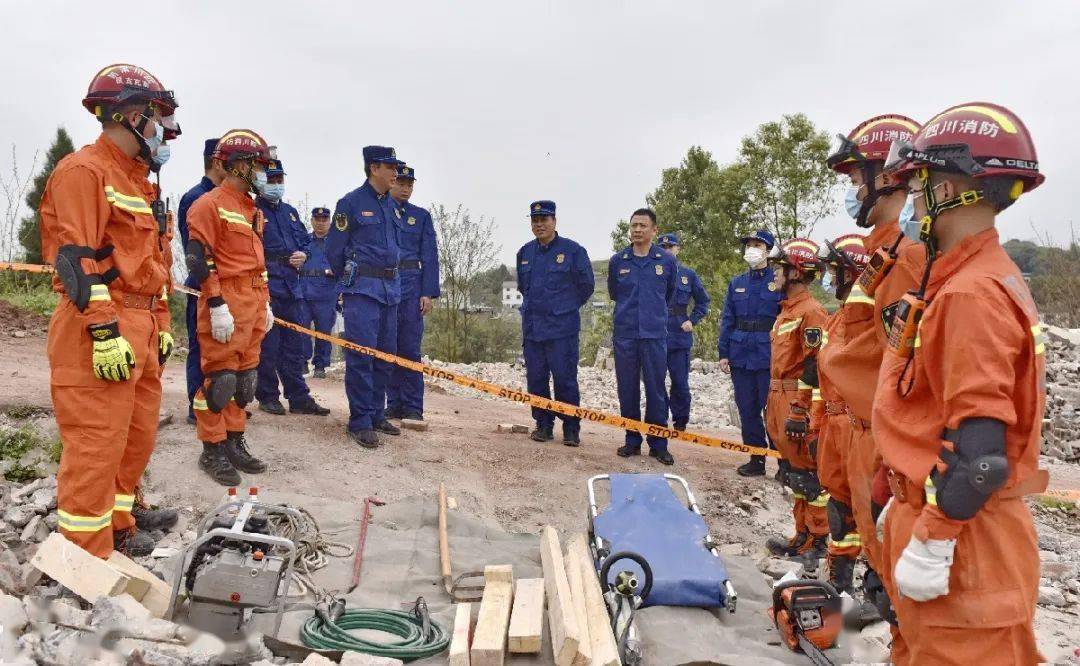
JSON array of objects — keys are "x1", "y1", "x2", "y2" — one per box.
[{"x1": 502, "y1": 281, "x2": 523, "y2": 309}]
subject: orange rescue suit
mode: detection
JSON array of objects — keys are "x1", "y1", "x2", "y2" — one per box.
[
  {"x1": 820, "y1": 219, "x2": 925, "y2": 573},
  {"x1": 186, "y1": 185, "x2": 269, "y2": 444},
  {"x1": 767, "y1": 289, "x2": 828, "y2": 539},
  {"x1": 874, "y1": 229, "x2": 1046, "y2": 665},
  {"x1": 39, "y1": 134, "x2": 171, "y2": 558}
]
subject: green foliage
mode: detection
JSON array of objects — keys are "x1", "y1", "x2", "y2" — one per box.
[
  {"x1": 0, "y1": 425, "x2": 54, "y2": 482},
  {"x1": 169, "y1": 290, "x2": 190, "y2": 346},
  {"x1": 469, "y1": 264, "x2": 512, "y2": 308},
  {"x1": 422, "y1": 308, "x2": 521, "y2": 363},
  {"x1": 0, "y1": 271, "x2": 56, "y2": 316},
  {"x1": 738, "y1": 113, "x2": 837, "y2": 241},
  {"x1": 580, "y1": 308, "x2": 612, "y2": 365},
  {"x1": 5, "y1": 404, "x2": 49, "y2": 419},
  {"x1": 18, "y1": 127, "x2": 75, "y2": 264}
]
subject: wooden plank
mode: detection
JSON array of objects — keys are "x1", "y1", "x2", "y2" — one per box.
[
  {"x1": 108, "y1": 551, "x2": 172, "y2": 618},
  {"x1": 400, "y1": 418, "x2": 428, "y2": 431},
  {"x1": 564, "y1": 535, "x2": 592, "y2": 666},
  {"x1": 540, "y1": 526, "x2": 583, "y2": 666},
  {"x1": 447, "y1": 497, "x2": 458, "y2": 510},
  {"x1": 569, "y1": 533, "x2": 620, "y2": 666},
  {"x1": 507, "y1": 578, "x2": 545, "y2": 653},
  {"x1": 30, "y1": 533, "x2": 132, "y2": 603},
  {"x1": 449, "y1": 602, "x2": 473, "y2": 666},
  {"x1": 470, "y1": 565, "x2": 514, "y2": 666},
  {"x1": 439, "y1": 483, "x2": 452, "y2": 583}
]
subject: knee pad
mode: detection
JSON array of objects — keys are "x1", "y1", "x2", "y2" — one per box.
[
  {"x1": 826, "y1": 497, "x2": 854, "y2": 542},
  {"x1": 205, "y1": 370, "x2": 237, "y2": 413},
  {"x1": 788, "y1": 468, "x2": 822, "y2": 502},
  {"x1": 233, "y1": 368, "x2": 257, "y2": 408}
]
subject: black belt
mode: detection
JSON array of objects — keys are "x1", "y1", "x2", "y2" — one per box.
[
  {"x1": 355, "y1": 264, "x2": 398, "y2": 280},
  {"x1": 736, "y1": 319, "x2": 774, "y2": 332},
  {"x1": 398, "y1": 259, "x2": 422, "y2": 270},
  {"x1": 668, "y1": 305, "x2": 688, "y2": 316},
  {"x1": 299, "y1": 269, "x2": 334, "y2": 278}
]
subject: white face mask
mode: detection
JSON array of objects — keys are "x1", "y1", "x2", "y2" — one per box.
[{"x1": 744, "y1": 247, "x2": 766, "y2": 266}]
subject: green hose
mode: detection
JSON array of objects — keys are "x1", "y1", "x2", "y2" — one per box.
[{"x1": 300, "y1": 603, "x2": 450, "y2": 662}]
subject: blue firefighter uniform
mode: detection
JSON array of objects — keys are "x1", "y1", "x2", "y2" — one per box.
[
  {"x1": 254, "y1": 160, "x2": 314, "y2": 408},
  {"x1": 387, "y1": 166, "x2": 441, "y2": 419},
  {"x1": 517, "y1": 201, "x2": 594, "y2": 440},
  {"x1": 608, "y1": 244, "x2": 677, "y2": 454},
  {"x1": 299, "y1": 207, "x2": 338, "y2": 372},
  {"x1": 326, "y1": 146, "x2": 402, "y2": 437},
  {"x1": 717, "y1": 229, "x2": 781, "y2": 467},
  {"x1": 657, "y1": 233, "x2": 711, "y2": 430},
  {"x1": 178, "y1": 138, "x2": 219, "y2": 421}
]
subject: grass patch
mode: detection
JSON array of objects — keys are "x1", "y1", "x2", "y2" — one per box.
[
  {"x1": 0, "y1": 272, "x2": 57, "y2": 317},
  {"x1": 1035, "y1": 495, "x2": 1078, "y2": 512},
  {"x1": 5, "y1": 404, "x2": 50, "y2": 419},
  {"x1": 0, "y1": 425, "x2": 60, "y2": 482}
]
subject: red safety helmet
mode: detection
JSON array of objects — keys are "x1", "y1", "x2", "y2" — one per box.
[
  {"x1": 771, "y1": 238, "x2": 822, "y2": 280},
  {"x1": 214, "y1": 129, "x2": 273, "y2": 165},
  {"x1": 82, "y1": 64, "x2": 180, "y2": 138},
  {"x1": 819, "y1": 234, "x2": 868, "y2": 294},
  {"x1": 827, "y1": 114, "x2": 921, "y2": 228},
  {"x1": 885, "y1": 102, "x2": 1043, "y2": 192}
]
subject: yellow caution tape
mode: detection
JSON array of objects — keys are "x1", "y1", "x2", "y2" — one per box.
[{"x1": 168, "y1": 284, "x2": 778, "y2": 457}]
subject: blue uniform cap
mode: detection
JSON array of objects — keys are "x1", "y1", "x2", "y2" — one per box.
[
  {"x1": 739, "y1": 229, "x2": 775, "y2": 250},
  {"x1": 658, "y1": 232, "x2": 681, "y2": 247},
  {"x1": 265, "y1": 159, "x2": 285, "y2": 176},
  {"x1": 203, "y1": 138, "x2": 219, "y2": 158},
  {"x1": 397, "y1": 164, "x2": 416, "y2": 180},
  {"x1": 529, "y1": 200, "x2": 557, "y2": 217},
  {"x1": 363, "y1": 145, "x2": 404, "y2": 165},
  {"x1": 312, "y1": 207, "x2": 331, "y2": 218}
]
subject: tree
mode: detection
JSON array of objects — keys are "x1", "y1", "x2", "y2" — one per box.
[
  {"x1": 430, "y1": 204, "x2": 500, "y2": 362},
  {"x1": 1, "y1": 146, "x2": 39, "y2": 262},
  {"x1": 18, "y1": 128, "x2": 74, "y2": 263},
  {"x1": 738, "y1": 113, "x2": 837, "y2": 241}
]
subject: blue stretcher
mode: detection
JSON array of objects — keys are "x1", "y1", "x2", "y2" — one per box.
[{"x1": 588, "y1": 473, "x2": 737, "y2": 612}]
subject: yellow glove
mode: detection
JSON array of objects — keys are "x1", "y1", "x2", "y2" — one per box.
[
  {"x1": 87, "y1": 321, "x2": 136, "y2": 381},
  {"x1": 158, "y1": 331, "x2": 174, "y2": 365}
]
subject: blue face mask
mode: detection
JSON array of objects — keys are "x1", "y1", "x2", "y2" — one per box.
[
  {"x1": 144, "y1": 121, "x2": 164, "y2": 155},
  {"x1": 821, "y1": 270, "x2": 835, "y2": 295},
  {"x1": 152, "y1": 143, "x2": 171, "y2": 168},
  {"x1": 844, "y1": 185, "x2": 862, "y2": 219},
  {"x1": 899, "y1": 194, "x2": 922, "y2": 242},
  {"x1": 261, "y1": 183, "x2": 285, "y2": 201}
]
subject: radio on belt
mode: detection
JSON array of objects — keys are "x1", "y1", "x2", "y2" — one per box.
[{"x1": 167, "y1": 487, "x2": 299, "y2": 639}]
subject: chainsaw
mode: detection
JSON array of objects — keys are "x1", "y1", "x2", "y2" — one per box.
[{"x1": 770, "y1": 579, "x2": 843, "y2": 666}]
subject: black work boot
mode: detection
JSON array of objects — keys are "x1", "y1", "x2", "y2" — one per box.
[
  {"x1": 653, "y1": 449, "x2": 675, "y2": 466},
  {"x1": 767, "y1": 531, "x2": 809, "y2": 557},
  {"x1": 133, "y1": 505, "x2": 179, "y2": 532},
  {"x1": 827, "y1": 553, "x2": 856, "y2": 596},
  {"x1": 401, "y1": 410, "x2": 424, "y2": 421},
  {"x1": 224, "y1": 431, "x2": 267, "y2": 474},
  {"x1": 384, "y1": 405, "x2": 403, "y2": 420},
  {"x1": 616, "y1": 444, "x2": 641, "y2": 457},
  {"x1": 562, "y1": 424, "x2": 581, "y2": 447},
  {"x1": 349, "y1": 429, "x2": 380, "y2": 449},
  {"x1": 290, "y1": 396, "x2": 330, "y2": 415},
  {"x1": 258, "y1": 399, "x2": 286, "y2": 415},
  {"x1": 737, "y1": 455, "x2": 766, "y2": 477},
  {"x1": 312, "y1": 367, "x2": 327, "y2": 379},
  {"x1": 673, "y1": 422, "x2": 687, "y2": 432},
  {"x1": 113, "y1": 528, "x2": 156, "y2": 557},
  {"x1": 199, "y1": 442, "x2": 242, "y2": 486},
  {"x1": 800, "y1": 535, "x2": 828, "y2": 573},
  {"x1": 530, "y1": 424, "x2": 554, "y2": 442},
  {"x1": 374, "y1": 419, "x2": 401, "y2": 435}
]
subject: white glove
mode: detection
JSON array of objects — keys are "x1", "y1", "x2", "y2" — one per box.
[
  {"x1": 265, "y1": 303, "x2": 274, "y2": 331},
  {"x1": 876, "y1": 496, "x2": 893, "y2": 543},
  {"x1": 210, "y1": 303, "x2": 234, "y2": 343},
  {"x1": 894, "y1": 535, "x2": 957, "y2": 602}
]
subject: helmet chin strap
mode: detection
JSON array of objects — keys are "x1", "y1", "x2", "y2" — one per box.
[
  {"x1": 855, "y1": 162, "x2": 904, "y2": 228},
  {"x1": 111, "y1": 104, "x2": 155, "y2": 163},
  {"x1": 916, "y1": 169, "x2": 984, "y2": 249}
]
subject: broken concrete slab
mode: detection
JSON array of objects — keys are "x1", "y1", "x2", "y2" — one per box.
[{"x1": 400, "y1": 419, "x2": 429, "y2": 431}]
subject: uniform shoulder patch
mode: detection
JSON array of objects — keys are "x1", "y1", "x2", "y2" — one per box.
[
  {"x1": 334, "y1": 212, "x2": 349, "y2": 231},
  {"x1": 803, "y1": 327, "x2": 822, "y2": 349},
  {"x1": 681, "y1": 275, "x2": 689, "y2": 285},
  {"x1": 407, "y1": 216, "x2": 416, "y2": 226},
  {"x1": 655, "y1": 265, "x2": 664, "y2": 276}
]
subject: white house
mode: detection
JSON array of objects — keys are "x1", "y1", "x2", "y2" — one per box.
[{"x1": 502, "y1": 280, "x2": 523, "y2": 309}]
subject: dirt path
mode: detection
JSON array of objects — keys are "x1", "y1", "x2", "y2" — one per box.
[{"x1": 2, "y1": 314, "x2": 1079, "y2": 661}]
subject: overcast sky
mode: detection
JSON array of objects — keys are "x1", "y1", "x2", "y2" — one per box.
[{"x1": 2, "y1": 1, "x2": 1077, "y2": 265}]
